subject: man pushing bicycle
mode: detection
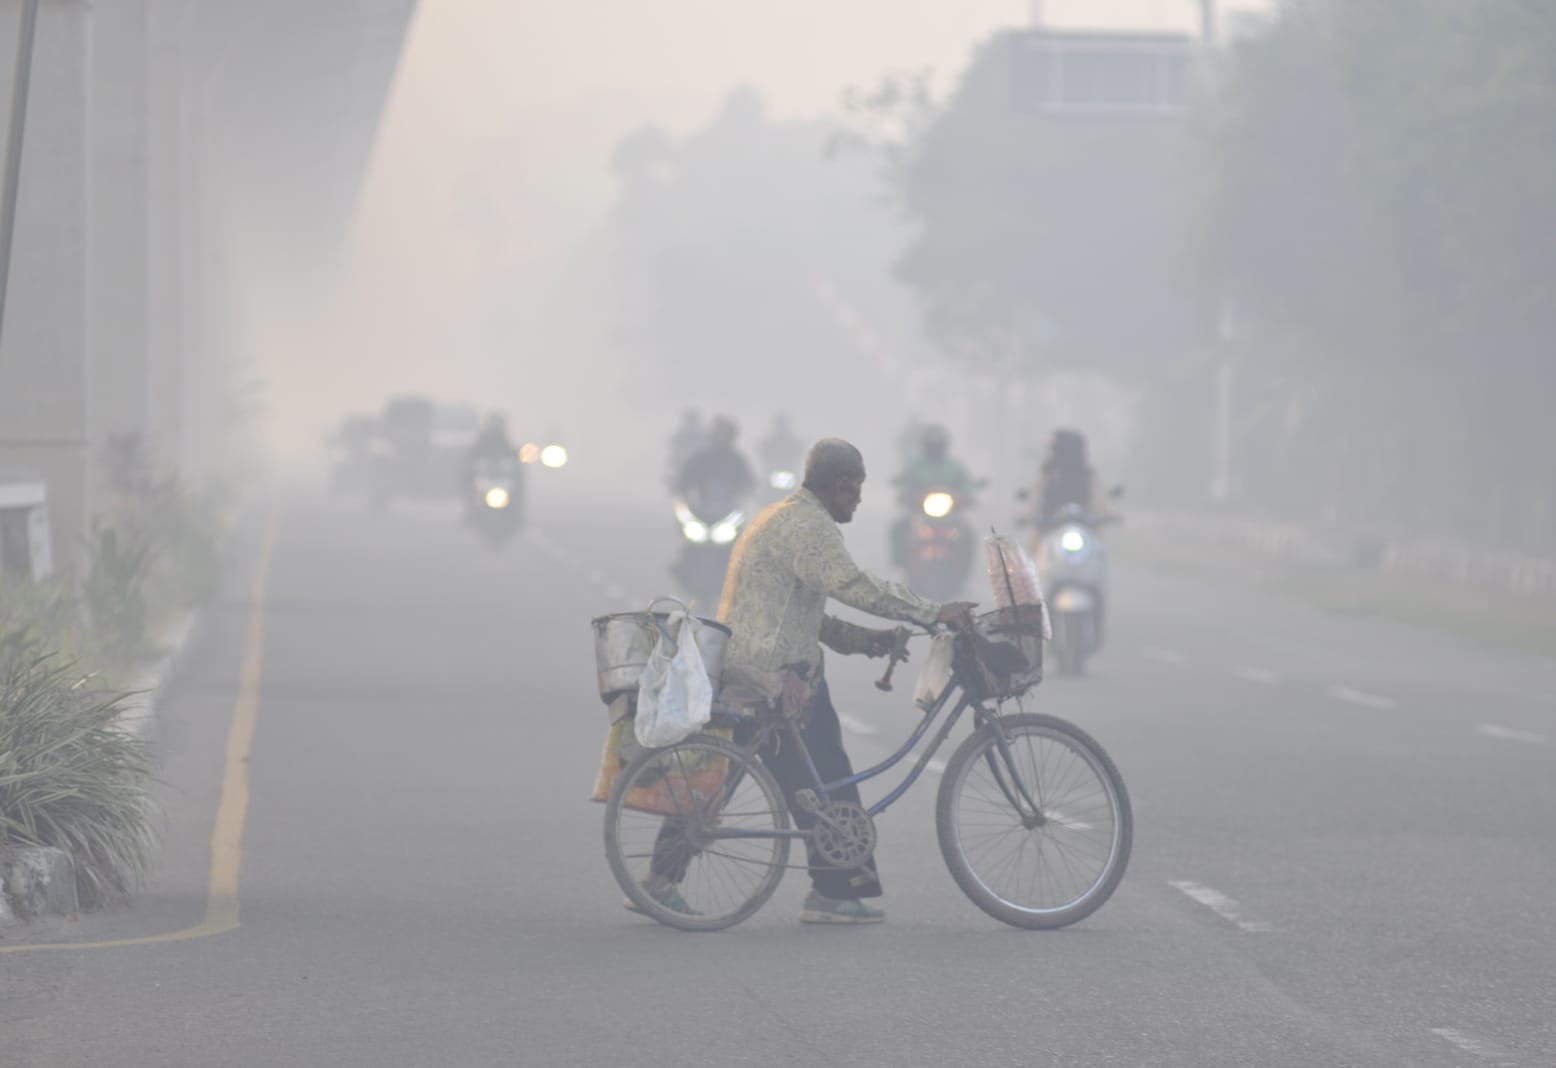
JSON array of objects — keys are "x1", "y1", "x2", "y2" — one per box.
[{"x1": 640, "y1": 438, "x2": 975, "y2": 923}]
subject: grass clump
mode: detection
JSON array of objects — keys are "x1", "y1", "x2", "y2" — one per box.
[{"x1": 0, "y1": 633, "x2": 160, "y2": 908}]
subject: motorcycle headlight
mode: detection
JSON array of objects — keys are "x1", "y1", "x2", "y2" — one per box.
[
  {"x1": 1060, "y1": 529, "x2": 1087, "y2": 554},
  {"x1": 540, "y1": 444, "x2": 568, "y2": 469},
  {"x1": 711, "y1": 521, "x2": 739, "y2": 544},
  {"x1": 922, "y1": 492, "x2": 955, "y2": 519},
  {"x1": 484, "y1": 487, "x2": 510, "y2": 510},
  {"x1": 682, "y1": 520, "x2": 710, "y2": 543},
  {"x1": 769, "y1": 470, "x2": 797, "y2": 490}
]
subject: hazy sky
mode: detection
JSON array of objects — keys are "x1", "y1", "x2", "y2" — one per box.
[{"x1": 275, "y1": 0, "x2": 1269, "y2": 465}]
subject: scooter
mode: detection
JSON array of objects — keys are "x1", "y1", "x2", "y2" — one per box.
[
  {"x1": 760, "y1": 467, "x2": 800, "y2": 507},
  {"x1": 1035, "y1": 501, "x2": 1121, "y2": 676},
  {"x1": 466, "y1": 456, "x2": 524, "y2": 549},
  {"x1": 669, "y1": 486, "x2": 747, "y2": 610},
  {"x1": 895, "y1": 486, "x2": 978, "y2": 601}
]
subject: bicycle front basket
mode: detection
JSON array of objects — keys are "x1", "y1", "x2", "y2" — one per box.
[{"x1": 972, "y1": 604, "x2": 1044, "y2": 699}]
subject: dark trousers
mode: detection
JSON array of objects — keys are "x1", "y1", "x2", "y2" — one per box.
[
  {"x1": 763, "y1": 679, "x2": 883, "y2": 899},
  {"x1": 649, "y1": 679, "x2": 883, "y2": 900}
]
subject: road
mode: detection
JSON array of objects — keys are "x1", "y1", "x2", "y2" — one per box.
[{"x1": 3, "y1": 481, "x2": 1553, "y2": 1067}]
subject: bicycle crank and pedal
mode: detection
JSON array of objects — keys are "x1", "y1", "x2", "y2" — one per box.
[{"x1": 794, "y1": 790, "x2": 878, "y2": 868}]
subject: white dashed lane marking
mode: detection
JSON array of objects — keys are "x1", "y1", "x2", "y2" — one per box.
[
  {"x1": 1476, "y1": 723, "x2": 1548, "y2": 745},
  {"x1": 1429, "y1": 1027, "x2": 1514, "y2": 1065},
  {"x1": 1143, "y1": 646, "x2": 1187, "y2": 665},
  {"x1": 1169, "y1": 880, "x2": 1275, "y2": 933},
  {"x1": 526, "y1": 530, "x2": 644, "y2": 609},
  {"x1": 1233, "y1": 666, "x2": 1282, "y2": 685},
  {"x1": 837, "y1": 714, "x2": 879, "y2": 737},
  {"x1": 1330, "y1": 685, "x2": 1399, "y2": 711}
]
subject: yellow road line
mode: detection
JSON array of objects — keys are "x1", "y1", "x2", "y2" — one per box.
[{"x1": 1, "y1": 507, "x2": 281, "y2": 954}]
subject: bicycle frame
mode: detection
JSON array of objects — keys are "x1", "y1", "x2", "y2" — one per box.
[{"x1": 703, "y1": 638, "x2": 1043, "y2": 845}]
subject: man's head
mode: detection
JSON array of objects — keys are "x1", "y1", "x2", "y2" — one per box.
[{"x1": 803, "y1": 438, "x2": 866, "y2": 523}]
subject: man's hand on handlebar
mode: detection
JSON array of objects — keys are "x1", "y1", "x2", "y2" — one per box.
[
  {"x1": 863, "y1": 627, "x2": 908, "y2": 659},
  {"x1": 935, "y1": 602, "x2": 978, "y2": 629}
]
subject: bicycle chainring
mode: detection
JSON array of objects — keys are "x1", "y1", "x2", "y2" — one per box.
[{"x1": 811, "y1": 801, "x2": 877, "y2": 869}]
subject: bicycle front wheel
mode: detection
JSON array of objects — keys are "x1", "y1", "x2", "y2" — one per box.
[
  {"x1": 937, "y1": 713, "x2": 1131, "y2": 929},
  {"x1": 604, "y1": 732, "x2": 791, "y2": 932}
]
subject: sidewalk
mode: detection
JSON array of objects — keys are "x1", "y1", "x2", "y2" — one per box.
[{"x1": 1115, "y1": 510, "x2": 1556, "y2": 660}]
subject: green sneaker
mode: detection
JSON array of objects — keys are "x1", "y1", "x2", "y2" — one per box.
[
  {"x1": 624, "y1": 880, "x2": 701, "y2": 917},
  {"x1": 800, "y1": 890, "x2": 885, "y2": 924}
]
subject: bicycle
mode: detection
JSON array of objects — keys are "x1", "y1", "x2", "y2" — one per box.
[{"x1": 603, "y1": 604, "x2": 1133, "y2": 932}]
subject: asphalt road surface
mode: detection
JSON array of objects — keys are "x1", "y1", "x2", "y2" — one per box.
[{"x1": 3, "y1": 482, "x2": 1553, "y2": 1067}]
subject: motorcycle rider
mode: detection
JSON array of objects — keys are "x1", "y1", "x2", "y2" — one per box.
[
  {"x1": 675, "y1": 415, "x2": 755, "y2": 510},
  {"x1": 892, "y1": 423, "x2": 978, "y2": 566},
  {"x1": 666, "y1": 408, "x2": 706, "y2": 484},
  {"x1": 757, "y1": 413, "x2": 804, "y2": 480},
  {"x1": 462, "y1": 411, "x2": 520, "y2": 518},
  {"x1": 1030, "y1": 428, "x2": 1110, "y2": 531},
  {"x1": 641, "y1": 438, "x2": 976, "y2": 923},
  {"x1": 1028, "y1": 428, "x2": 1117, "y2": 650}
]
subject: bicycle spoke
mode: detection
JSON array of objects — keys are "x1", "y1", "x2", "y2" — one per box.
[
  {"x1": 608, "y1": 738, "x2": 792, "y2": 929},
  {"x1": 948, "y1": 722, "x2": 1123, "y2": 917}
]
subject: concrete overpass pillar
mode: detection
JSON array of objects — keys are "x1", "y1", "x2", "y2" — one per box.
[{"x1": 0, "y1": 0, "x2": 92, "y2": 579}]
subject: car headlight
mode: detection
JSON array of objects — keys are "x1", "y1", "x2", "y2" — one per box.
[
  {"x1": 519, "y1": 443, "x2": 540, "y2": 464},
  {"x1": 769, "y1": 470, "x2": 797, "y2": 490},
  {"x1": 682, "y1": 520, "x2": 710, "y2": 543},
  {"x1": 711, "y1": 521, "x2": 739, "y2": 544},
  {"x1": 922, "y1": 492, "x2": 955, "y2": 518},
  {"x1": 540, "y1": 445, "x2": 568, "y2": 469},
  {"x1": 1060, "y1": 529, "x2": 1087, "y2": 553}
]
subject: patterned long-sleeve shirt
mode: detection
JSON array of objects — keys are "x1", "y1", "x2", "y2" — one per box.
[{"x1": 716, "y1": 488, "x2": 941, "y2": 684}]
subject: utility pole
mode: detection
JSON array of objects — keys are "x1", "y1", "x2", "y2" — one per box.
[{"x1": 0, "y1": 0, "x2": 41, "y2": 353}]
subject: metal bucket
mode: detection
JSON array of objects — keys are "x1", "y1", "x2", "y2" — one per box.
[{"x1": 591, "y1": 610, "x2": 732, "y2": 702}]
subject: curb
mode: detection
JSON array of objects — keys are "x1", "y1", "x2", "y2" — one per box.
[
  {"x1": 0, "y1": 847, "x2": 78, "y2": 927},
  {"x1": 120, "y1": 608, "x2": 205, "y2": 738},
  {"x1": 0, "y1": 607, "x2": 206, "y2": 926}
]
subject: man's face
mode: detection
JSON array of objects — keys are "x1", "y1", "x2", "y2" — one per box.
[{"x1": 822, "y1": 471, "x2": 865, "y2": 523}]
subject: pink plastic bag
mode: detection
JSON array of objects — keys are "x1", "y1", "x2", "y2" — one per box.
[{"x1": 984, "y1": 534, "x2": 1052, "y2": 639}]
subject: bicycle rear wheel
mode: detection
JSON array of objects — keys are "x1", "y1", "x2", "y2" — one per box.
[
  {"x1": 604, "y1": 732, "x2": 790, "y2": 932},
  {"x1": 937, "y1": 712, "x2": 1131, "y2": 929}
]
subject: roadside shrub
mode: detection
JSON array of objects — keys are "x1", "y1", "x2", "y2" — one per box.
[
  {"x1": 0, "y1": 632, "x2": 159, "y2": 908},
  {"x1": 80, "y1": 521, "x2": 157, "y2": 669}
]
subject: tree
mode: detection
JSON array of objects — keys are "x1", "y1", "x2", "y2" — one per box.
[{"x1": 1206, "y1": 0, "x2": 1556, "y2": 543}]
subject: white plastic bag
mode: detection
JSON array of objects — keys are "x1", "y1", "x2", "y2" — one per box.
[
  {"x1": 913, "y1": 632, "x2": 958, "y2": 712},
  {"x1": 634, "y1": 610, "x2": 714, "y2": 749}
]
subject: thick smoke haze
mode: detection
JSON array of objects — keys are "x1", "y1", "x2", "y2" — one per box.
[{"x1": 261, "y1": 0, "x2": 1269, "y2": 500}]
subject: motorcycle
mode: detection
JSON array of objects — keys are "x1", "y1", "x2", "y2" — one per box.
[
  {"x1": 894, "y1": 485, "x2": 978, "y2": 601},
  {"x1": 670, "y1": 485, "x2": 746, "y2": 610},
  {"x1": 1036, "y1": 501, "x2": 1120, "y2": 676},
  {"x1": 466, "y1": 455, "x2": 525, "y2": 548},
  {"x1": 759, "y1": 466, "x2": 799, "y2": 507}
]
